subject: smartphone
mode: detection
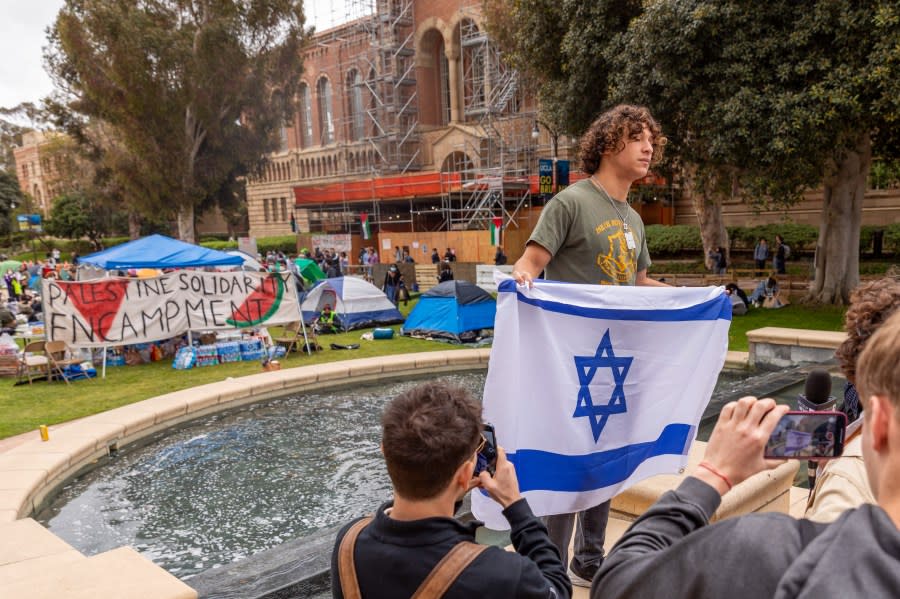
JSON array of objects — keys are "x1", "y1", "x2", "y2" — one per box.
[
  {"x1": 764, "y1": 411, "x2": 847, "y2": 459},
  {"x1": 475, "y1": 423, "x2": 498, "y2": 476}
]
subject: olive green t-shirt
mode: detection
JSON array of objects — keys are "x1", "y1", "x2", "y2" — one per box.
[{"x1": 528, "y1": 179, "x2": 651, "y2": 285}]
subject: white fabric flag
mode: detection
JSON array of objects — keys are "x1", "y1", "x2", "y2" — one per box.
[{"x1": 472, "y1": 274, "x2": 732, "y2": 530}]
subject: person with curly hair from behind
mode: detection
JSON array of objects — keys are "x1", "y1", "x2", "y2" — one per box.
[{"x1": 805, "y1": 273, "x2": 900, "y2": 522}]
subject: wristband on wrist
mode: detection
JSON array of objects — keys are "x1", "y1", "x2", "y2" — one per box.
[{"x1": 698, "y1": 461, "x2": 733, "y2": 491}]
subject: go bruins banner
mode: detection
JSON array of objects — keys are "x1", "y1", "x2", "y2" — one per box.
[{"x1": 42, "y1": 271, "x2": 300, "y2": 348}]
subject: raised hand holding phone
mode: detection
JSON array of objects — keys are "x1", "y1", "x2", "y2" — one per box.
[
  {"x1": 695, "y1": 396, "x2": 789, "y2": 496},
  {"x1": 477, "y1": 446, "x2": 523, "y2": 509}
]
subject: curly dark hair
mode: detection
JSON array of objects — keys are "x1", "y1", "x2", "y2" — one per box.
[
  {"x1": 834, "y1": 276, "x2": 900, "y2": 384},
  {"x1": 579, "y1": 104, "x2": 667, "y2": 175},
  {"x1": 381, "y1": 382, "x2": 482, "y2": 500}
]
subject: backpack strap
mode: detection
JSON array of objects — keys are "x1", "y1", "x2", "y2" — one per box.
[
  {"x1": 337, "y1": 516, "x2": 373, "y2": 599},
  {"x1": 411, "y1": 541, "x2": 488, "y2": 599}
]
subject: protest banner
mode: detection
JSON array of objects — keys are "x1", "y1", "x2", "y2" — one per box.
[{"x1": 43, "y1": 271, "x2": 301, "y2": 348}]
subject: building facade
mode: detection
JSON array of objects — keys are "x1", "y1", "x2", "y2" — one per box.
[
  {"x1": 247, "y1": 0, "x2": 900, "y2": 247},
  {"x1": 12, "y1": 130, "x2": 74, "y2": 215},
  {"x1": 246, "y1": 0, "x2": 574, "y2": 242}
]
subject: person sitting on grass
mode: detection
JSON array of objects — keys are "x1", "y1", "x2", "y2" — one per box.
[
  {"x1": 313, "y1": 304, "x2": 340, "y2": 335},
  {"x1": 749, "y1": 276, "x2": 786, "y2": 308}
]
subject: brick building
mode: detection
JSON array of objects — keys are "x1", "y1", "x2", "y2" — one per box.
[
  {"x1": 246, "y1": 0, "x2": 577, "y2": 248},
  {"x1": 12, "y1": 130, "x2": 74, "y2": 215}
]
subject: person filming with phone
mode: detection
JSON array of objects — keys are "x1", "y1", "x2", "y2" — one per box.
[
  {"x1": 591, "y1": 310, "x2": 900, "y2": 599},
  {"x1": 331, "y1": 381, "x2": 571, "y2": 599}
]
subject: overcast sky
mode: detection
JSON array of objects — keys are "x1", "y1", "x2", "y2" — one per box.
[{"x1": 0, "y1": 0, "x2": 357, "y2": 110}]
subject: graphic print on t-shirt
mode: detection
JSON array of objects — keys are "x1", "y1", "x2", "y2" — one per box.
[{"x1": 595, "y1": 221, "x2": 636, "y2": 284}]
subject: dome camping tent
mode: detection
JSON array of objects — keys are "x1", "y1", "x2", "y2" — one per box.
[
  {"x1": 300, "y1": 277, "x2": 403, "y2": 331},
  {"x1": 401, "y1": 280, "x2": 496, "y2": 343}
]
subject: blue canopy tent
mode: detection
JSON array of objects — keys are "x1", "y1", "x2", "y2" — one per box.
[
  {"x1": 78, "y1": 234, "x2": 245, "y2": 269},
  {"x1": 401, "y1": 280, "x2": 496, "y2": 342}
]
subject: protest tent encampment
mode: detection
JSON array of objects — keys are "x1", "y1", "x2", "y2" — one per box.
[
  {"x1": 401, "y1": 280, "x2": 496, "y2": 342},
  {"x1": 301, "y1": 277, "x2": 403, "y2": 330},
  {"x1": 78, "y1": 234, "x2": 245, "y2": 270}
]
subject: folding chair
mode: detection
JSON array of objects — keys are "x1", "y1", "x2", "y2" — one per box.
[
  {"x1": 273, "y1": 321, "x2": 316, "y2": 354},
  {"x1": 273, "y1": 321, "x2": 304, "y2": 353},
  {"x1": 45, "y1": 340, "x2": 86, "y2": 384},
  {"x1": 17, "y1": 341, "x2": 49, "y2": 384}
]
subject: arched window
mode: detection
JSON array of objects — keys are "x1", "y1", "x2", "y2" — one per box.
[
  {"x1": 419, "y1": 29, "x2": 449, "y2": 126},
  {"x1": 347, "y1": 69, "x2": 364, "y2": 141},
  {"x1": 367, "y1": 68, "x2": 378, "y2": 137},
  {"x1": 298, "y1": 83, "x2": 313, "y2": 148},
  {"x1": 317, "y1": 77, "x2": 334, "y2": 145},
  {"x1": 441, "y1": 151, "x2": 475, "y2": 183},
  {"x1": 272, "y1": 92, "x2": 288, "y2": 152}
]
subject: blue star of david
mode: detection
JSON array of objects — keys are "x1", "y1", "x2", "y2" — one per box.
[{"x1": 573, "y1": 329, "x2": 633, "y2": 442}]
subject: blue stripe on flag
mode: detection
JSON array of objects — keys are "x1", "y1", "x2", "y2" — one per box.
[
  {"x1": 508, "y1": 423, "x2": 695, "y2": 493},
  {"x1": 497, "y1": 279, "x2": 731, "y2": 322}
]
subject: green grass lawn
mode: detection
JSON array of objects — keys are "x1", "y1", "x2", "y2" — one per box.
[
  {"x1": 0, "y1": 297, "x2": 846, "y2": 440},
  {"x1": 726, "y1": 302, "x2": 845, "y2": 352}
]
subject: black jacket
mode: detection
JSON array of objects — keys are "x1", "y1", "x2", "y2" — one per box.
[
  {"x1": 332, "y1": 498, "x2": 570, "y2": 599},
  {"x1": 594, "y1": 477, "x2": 900, "y2": 599}
]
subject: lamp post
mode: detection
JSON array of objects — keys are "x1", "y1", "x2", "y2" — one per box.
[
  {"x1": 531, "y1": 119, "x2": 559, "y2": 159},
  {"x1": 7, "y1": 201, "x2": 15, "y2": 253}
]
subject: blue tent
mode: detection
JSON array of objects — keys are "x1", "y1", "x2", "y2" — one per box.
[
  {"x1": 401, "y1": 280, "x2": 496, "y2": 342},
  {"x1": 78, "y1": 234, "x2": 245, "y2": 269}
]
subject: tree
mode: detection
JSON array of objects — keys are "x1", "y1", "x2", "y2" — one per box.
[
  {"x1": 0, "y1": 169, "x2": 26, "y2": 237},
  {"x1": 482, "y1": 1, "x2": 726, "y2": 264},
  {"x1": 45, "y1": 0, "x2": 309, "y2": 243},
  {"x1": 488, "y1": 0, "x2": 900, "y2": 304},
  {"x1": 483, "y1": 0, "x2": 642, "y2": 137},
  {"x1": 611, "y1": 0, "x2": 900, "y2": 304},
  {"x1": 45, "y1": 191, "x2": 110, "y2": 250},
  {"x1": 0, "y1": 103, "x2": 47, "y2": 172}
]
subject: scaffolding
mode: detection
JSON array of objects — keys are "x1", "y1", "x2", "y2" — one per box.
[
  {"x1": 290, "y1": 1, "x2": 547, "y2": 236},
  {"x1": 347, "y1": 0, "x2": 420, "y2": 174},
  {"x1": 440, "y1": 7, "x2": 536, "y2": 232}
]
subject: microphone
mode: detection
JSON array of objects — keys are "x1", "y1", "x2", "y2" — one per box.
[
  {"x1": 797, "y1": 369, "x2": 835, "y2": 495},
  {"x1": 798, "y1": 369, "x2": 836, "y2": 412}
]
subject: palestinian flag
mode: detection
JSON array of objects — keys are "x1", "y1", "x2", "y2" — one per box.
[
  {"x1": 361, "y1": 212, "x2": 371, "y2": 240},
  {"x1": 490, "y1": 217, "x2": 502, "y2": 246}
]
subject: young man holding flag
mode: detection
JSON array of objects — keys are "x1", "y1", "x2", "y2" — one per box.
[{"x1": 512, "y1": 104, "x2": 668, "y2": 587}]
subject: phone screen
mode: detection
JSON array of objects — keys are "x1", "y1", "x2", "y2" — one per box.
[
  {"x1": 764, "y1": 411, "x2": 846, "y2": 458},
  {"x1": 475, "y1": 424, "x2": 498, "y2": 475}
]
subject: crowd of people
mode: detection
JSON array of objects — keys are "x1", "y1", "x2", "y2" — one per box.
[{"x1": 1, "y1": 251, "x2": 78, "y2": 334}]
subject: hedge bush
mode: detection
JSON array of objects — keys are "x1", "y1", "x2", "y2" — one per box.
[
  {"x1": 885, "y1": 223, "x2": 900, "y2": 254},
  {"x1": 644, "y1": 225, "x2": 703, "y2": 256},
  {"x1": 199, "y1": 235, "x2": 297, "y2": 255},
  {"x1": 199, "y1": 240, "x2": 238, "y2": 251}
]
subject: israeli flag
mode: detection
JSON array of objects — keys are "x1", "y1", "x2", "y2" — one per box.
[{"x1": 472, "y1": 275, "x2": 732, "y2": 530}]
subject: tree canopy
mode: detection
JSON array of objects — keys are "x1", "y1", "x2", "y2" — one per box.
[
  {"x1": 486, "y1": 0, "x2": 900, "y2": 303},
  {"x1": 45, "y1": 191, "x2": 112, "y2": 250},
  {"x1": 0, "y1": 169, "x2": 26, "y2": 236},
  {"x1": 45, "y1": 0, "x2": 309, "y2": 243}
]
